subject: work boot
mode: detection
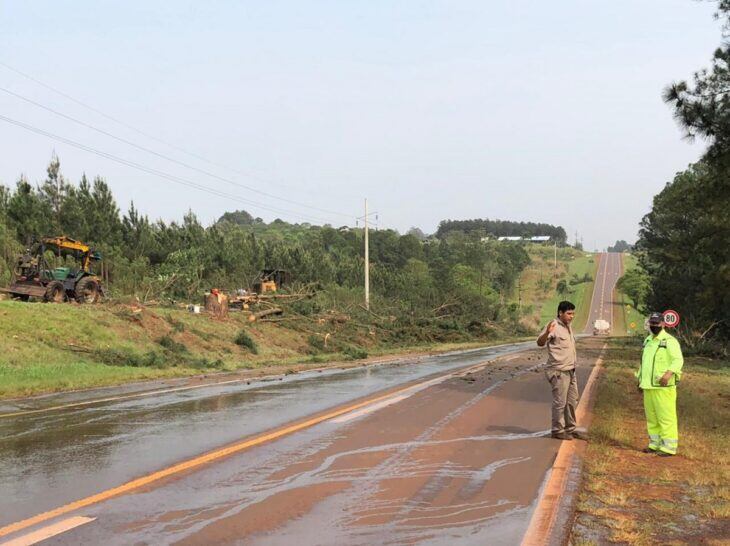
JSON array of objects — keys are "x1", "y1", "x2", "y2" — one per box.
[
  {"x1": 656, "y1": 451, "x2": 675, "y2": 457},
  {"x1": 571, "y1": 430, "x2": 589, "y2": 441},
  {"x1": 642, "y1": 447, "x2": 658, "y2": 454},
  {"x1": 551, "y1": 432, "x2": 572, "y2": 440}
]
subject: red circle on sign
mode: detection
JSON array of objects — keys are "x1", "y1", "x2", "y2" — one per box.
[{"x1": 663, "y1": 310, "x2": 680, "y2": 328}]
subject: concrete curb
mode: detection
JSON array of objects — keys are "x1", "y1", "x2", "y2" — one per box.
[{"x1": 520, "y1": 343, "x2": 607, "y2": 546}]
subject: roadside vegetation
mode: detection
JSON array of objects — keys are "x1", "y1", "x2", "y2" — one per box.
[
  {"x1": 613, "y1": 253, "x2": 646, "y2": 336},
  {"x1": 630, "y1": 0, "x2": 730, "y2": 355},
  {"x1": 0, "y1": 295, "x2": 535, "y2": 399},
  {"x1": 571, "y1": 338, "x2": 730, "y2": 544},
  {"x1": 0, "y1": 156, "x2": 593, "y2": 399},
  {"x1": 533, "y1": 251, "x2": 596, "y2": 331}
]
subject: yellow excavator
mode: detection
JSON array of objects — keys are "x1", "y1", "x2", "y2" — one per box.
[{"x1": 3, "y1": 236, "x2": 104, "y2": 303}]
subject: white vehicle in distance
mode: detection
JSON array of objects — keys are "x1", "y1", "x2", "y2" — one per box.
[{"x1": 593, "y1": 319, "x2": 610, "y2": 335}]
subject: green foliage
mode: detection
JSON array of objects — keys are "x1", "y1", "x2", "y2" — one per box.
[
  {"x1": 0, "y1": 155, "x2": 542, "y2": 337},
  {"x1": 157, "y1": 335, "x2": 188, "y2": 354},
  {"x1": 436, "y1": 218, "x2": 567, "y2": 243},
  {"x1": 570, "y1": 272, "x2": 593, "y2": 285},
  {"x1": 616, "y1": 269, "x2": 649, "y2": 310},
  {"x1": 637, "y1": 161, "x2": 729, "y2": 340},
  {"x1": 94, "y1": 347, "x2": 168, "y2": 368},
  {"x1": 307, "y1": 335, "x2": 327, "y2": 352},
  {"x1": 641, "y1": 5, "x2": 730, "y2": 343},
  {"x1": 234, "y1": 330, "x2": 259, "y2": 354},
  {"x1": 342, "y1": 345, "x2": 368, "y2": 360},
  {"x1": 556, "y1": 279, "x2": 568, "y2": 295},
  {"x1": 607, "y1": 240, "x2": 632, "y2": 252}
]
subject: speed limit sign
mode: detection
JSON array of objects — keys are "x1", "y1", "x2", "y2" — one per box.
[{"x1": 663, "y1": 310, "x2": 680, "y2": 328}]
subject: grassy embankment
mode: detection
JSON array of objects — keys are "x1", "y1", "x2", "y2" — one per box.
[
  {"x1": 515, "y1": 245, "x2": 597, "y2": 332},
  {"x1": 522, "y1": 249, "x2": 597, "y2": 331},
  {"x1": 571, "y1": 338, "x2": 730, "y2": 545},
  {"x1": 0, "y1": 299, "x2": 531, "y2": 399},
  {"x1": 612, "y1": 253, "x2": 646, "y2": 336}
]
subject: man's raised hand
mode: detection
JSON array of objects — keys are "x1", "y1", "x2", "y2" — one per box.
[{"x1": 546, "y1": 320, "x2": 556, "y2": 334}]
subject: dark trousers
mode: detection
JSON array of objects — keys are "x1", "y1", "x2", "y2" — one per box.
[{"x1": 545, "y1": 368, "x2": 578, "y2": 434}]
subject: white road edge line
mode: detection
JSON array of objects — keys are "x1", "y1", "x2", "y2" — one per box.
[{"x1": 1, "y1": 516, "x2": 95, "y2": 546}]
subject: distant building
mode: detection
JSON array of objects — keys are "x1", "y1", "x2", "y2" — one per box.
[{"x1": 494, "y1": 235, "x2": 552, "y2": 243}]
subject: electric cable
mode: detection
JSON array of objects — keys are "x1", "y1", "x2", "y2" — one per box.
[
  {"x1": 0, "y1": 113, "x2": 339, "y2": 224},
  {"x1": 0, "y1": 86, "x2": 351, "y2": 220}
]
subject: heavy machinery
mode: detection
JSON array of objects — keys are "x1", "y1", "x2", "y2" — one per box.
[
  {"x1": 3, "y1": 236, "x2": 104, "y2": 303},
  {"x1": 252, "y1": 269, "x2": 290, "y2": 294}
]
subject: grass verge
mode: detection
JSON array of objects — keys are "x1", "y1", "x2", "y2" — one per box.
[
  {"x1": 538, "y1": 252, "x2": 598, "y2": 331},
  {"x1": 0, "y1": 300, "x2": 528, "y2": 399},
  {"x1": 571, "y1": 337, "x2": 730, "y2": 545}
]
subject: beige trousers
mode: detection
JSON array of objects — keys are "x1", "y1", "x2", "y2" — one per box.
[{"x1": 545, "y1": 368, "x2": 578, "y2": 434}]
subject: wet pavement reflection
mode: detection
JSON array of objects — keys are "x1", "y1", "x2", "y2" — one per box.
[{"x1": 0, "y1": 341, "x2": 534, "y2": 526}]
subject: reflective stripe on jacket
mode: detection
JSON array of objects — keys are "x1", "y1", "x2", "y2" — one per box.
[{"x1": 635, "y1": 330, "x2": 684, "y2": 389}]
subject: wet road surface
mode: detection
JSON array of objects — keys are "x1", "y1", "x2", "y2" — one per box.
[
  {"x1": 0, "y1": 343, "x2": 537, "y2": 527},
  {"x1": 0, "y1": 253, "x2": 621, "y2": 545}
]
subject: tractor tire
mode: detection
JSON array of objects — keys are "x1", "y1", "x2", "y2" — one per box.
[
  {"x1": 44, "y1": 281, "x2": 66, "y2": 303},
  {"x1": 74, "y1": 277, "x2": 101, "y2": 304}
]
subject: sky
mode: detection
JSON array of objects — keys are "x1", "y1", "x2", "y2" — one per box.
[{"x1": 0, "y1": 1, "x2": 720, "y2": 250}]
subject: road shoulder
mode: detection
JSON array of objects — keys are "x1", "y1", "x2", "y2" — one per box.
[{"x1": 569, "y1": 338, "x2": 730, "y2": 544}]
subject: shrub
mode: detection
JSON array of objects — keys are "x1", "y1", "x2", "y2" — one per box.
[
  {"x1": 94, "y1": 347, "x2": 168, "y2": 368},
  {"x1": 343, "y1": 345, "x2": 368, "y2": 360},
  {"x1": 234, "y1": 330, "x2": 259, "y2": 354},
  {"x1": 158, "y1": 335, "x2": 188, "y2": 354}
]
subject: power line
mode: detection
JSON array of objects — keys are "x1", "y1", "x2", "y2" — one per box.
[
  {"x1": 0, "y1": 85, "x2": 352, "y2": 220},
  {"x1": 0, "y1": 113, "x2": 339, "y2": 224},
  {"x1": 0, "y1": 61, "x2": 230, "y2": 169},
  {"x1": 0, "y1": 60, "x2": 363, "y2": 203}
]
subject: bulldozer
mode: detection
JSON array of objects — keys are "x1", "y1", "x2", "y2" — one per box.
[{"x1": 3, "y1": 236, "x2": 104, "y2": 303}]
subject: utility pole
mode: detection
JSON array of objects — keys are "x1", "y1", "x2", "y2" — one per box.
[
  {"x1": 364, "y1": 198, "x2": 370, "y2": 311},
  {"x1": 357, "y1": 199, "x2": 377, "y2": 311}
]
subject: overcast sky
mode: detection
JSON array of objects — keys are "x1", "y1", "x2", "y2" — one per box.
[{"x1": 0, "y1": 1, "x2": 719, "y2": 249}]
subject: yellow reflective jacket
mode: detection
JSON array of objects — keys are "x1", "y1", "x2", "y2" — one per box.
[{"x1": 636, "y1": 330, "x2": 684, "y2": 389}]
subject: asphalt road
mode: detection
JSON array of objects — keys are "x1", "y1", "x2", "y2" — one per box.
[
  {"x1": 583, "y1": 251, "x2": 623, "y2": 334},
  {"x1": 0, "y1": 253, "x2": 622, "y2": 546}
]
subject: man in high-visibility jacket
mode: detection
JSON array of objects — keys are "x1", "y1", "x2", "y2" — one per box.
[{"x1": 636, "y1": 312, "x2": 684, "y2": 456}]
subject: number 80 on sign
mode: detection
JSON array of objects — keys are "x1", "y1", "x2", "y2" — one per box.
[{"x1": 663, "y1": 310, "x2": 680, "y2": 328}]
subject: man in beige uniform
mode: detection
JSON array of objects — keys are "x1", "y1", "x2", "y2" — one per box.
[{"x1": 537, "y1": 300, "x2": 584, "y2": 440}]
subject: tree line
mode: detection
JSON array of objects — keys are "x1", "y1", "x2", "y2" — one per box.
[
  {"x1": 0, "y1": 156, "x2": 538, "y2": 332},
  {"x1": 436, "y1": 218, "x2": 567, "y2": 243},
  {"x1": 634, "y1": 0, "x2": 730, "y2": 348}
]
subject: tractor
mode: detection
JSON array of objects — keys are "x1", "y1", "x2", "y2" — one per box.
[{"x1": 3, "y1": 236, "x2": 104, "y2": 303}]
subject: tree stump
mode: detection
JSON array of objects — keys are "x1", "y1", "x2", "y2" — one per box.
[{"x1": 204, "y1": 292, "x2": 229, "y2": 319}]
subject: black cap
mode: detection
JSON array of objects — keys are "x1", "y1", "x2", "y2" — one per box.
[{"x1": 648, "y1": 312, "x2": 664, "y2": 324}]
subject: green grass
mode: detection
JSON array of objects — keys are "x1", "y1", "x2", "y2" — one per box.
[
  {"x1": 0, "y1": 300, "x2": 297, "y2": 398},
  {"x1": 571, "y1": 338, "x2": 730, "y2": 544},
  {"x1": 0, "y1": 300, "x2": 528, "y2": 399},
  {"x1": 538, "y1": 252, "x2": 598, "y2": 330},
  {"x1": 516, "y1": 244, "x2": 588, "y2": 330}
]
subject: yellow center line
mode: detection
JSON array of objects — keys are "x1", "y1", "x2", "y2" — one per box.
[{"x1": 0, "y1": 359, "x2": 499, "y2": 539}]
